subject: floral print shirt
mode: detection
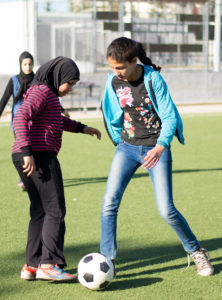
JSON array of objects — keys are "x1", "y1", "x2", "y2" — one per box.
[{"x1": 112, "y1": 67, "x2": 161, "y2": 146}]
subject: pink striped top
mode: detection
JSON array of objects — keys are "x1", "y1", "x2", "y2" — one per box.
[{"x1": 12, "y1": 84, "x2": 85, "y2": 155}]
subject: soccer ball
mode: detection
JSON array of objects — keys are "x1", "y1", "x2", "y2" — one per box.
[{"x1": 77, "y1": 253, "x2": 114, "y2": 290}]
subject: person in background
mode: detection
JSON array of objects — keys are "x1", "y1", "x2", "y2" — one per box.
[
  {"x1": 100, "y1": 37, "x2": 213, "y2": 277},
  {"x1": 12, "y1": 56, "x2": 101, "y2": 281}
]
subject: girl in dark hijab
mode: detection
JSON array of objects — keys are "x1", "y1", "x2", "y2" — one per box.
[
  {"x1": 14, "y1": 51, "x2": 35, "y2": 103},
  {"x1": 12, "y1": 56, "x2": 101, "y2": 282},
  {"x1": 31, "y1": 56, "x2": 80, "y2": 94},
  {"x1": 0, "y1": 51, "x2": 34, "y2": 127},
  {"x1": 32, "y1": 56, "x2": 77, "y2": 117}
]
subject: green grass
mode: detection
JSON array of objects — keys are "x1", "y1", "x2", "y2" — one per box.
[{"x1": 0, "y1": 114, "x2": 222, "y2": 300}]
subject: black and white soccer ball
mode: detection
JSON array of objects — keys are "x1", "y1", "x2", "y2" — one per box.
[{"x1": 77, "y1": 253, "x2": 114, "y2": 290}]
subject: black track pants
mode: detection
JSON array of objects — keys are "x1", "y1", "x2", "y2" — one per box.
[{"x1": 12, "y1": 151, "x2": 67, "y2": 268}]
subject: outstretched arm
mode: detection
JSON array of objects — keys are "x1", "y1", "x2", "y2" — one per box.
[
  {"x1": 62, "y1": 116, "x2": 101, "y2": 140},
  {"x1": 83, "y1": 126, "x2": 101, "y2": 140}
]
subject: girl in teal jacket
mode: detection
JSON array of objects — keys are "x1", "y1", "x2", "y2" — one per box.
[
  {"x1": 100, "y1": 37, "x2": 213, "y2": 277},
  {"x1": 102, "y1": 65, "x2": 184, "y2": 148}
]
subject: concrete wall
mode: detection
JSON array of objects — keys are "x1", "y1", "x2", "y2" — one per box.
[
  {"x1": 1, "y1": 71, "x2": 222, "y2": 107},
  {"x1": 77, "y1": 70, "x2": 222, "y2": 104},
  {"x1": 162, "y1": 71, "x2": 222, "y2": 104}
]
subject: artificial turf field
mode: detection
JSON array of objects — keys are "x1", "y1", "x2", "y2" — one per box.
[{"x1": 0, "y1": 113, "x2": 221, "y2": 300}]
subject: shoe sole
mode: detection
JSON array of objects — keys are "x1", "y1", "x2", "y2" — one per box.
[
  {"x1": 198, "y1": 268, "x2": 214, "y2": 276},
  {"x1": 36, "y1": 270, "x2": 76, "y2": 281},
  {"x1": 36, "y1": 276, "x2": 77, "y2": 282},
  {"x1": 21, "y1": 272, "x2": 36, "y2": 281}
]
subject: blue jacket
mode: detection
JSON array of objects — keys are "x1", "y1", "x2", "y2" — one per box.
[
  {"x1": 12, "y1": 75, "x2": 21, "y2": 99},
  {"x1": 101, "y1": 65, "x2": 184, "y2": 148},
  {"x1": 11, "y1": 76, "x2": 23, "y2": 130}
]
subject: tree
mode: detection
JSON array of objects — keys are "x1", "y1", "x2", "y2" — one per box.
[
  {"x1": 46, "y1": 1, "x2": 52, "y2": 12},
  {"x1": 69, "y1": 0, "x2": 74, "y2": 12}
]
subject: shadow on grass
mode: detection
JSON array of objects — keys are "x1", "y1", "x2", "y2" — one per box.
[
  {"x1": 114, "y1": 238, "x2": 222, "y2": 276},
  {"x1": 63, "y1": 168, "x2": 222, "y2": 187},
  {"x1": 49, "y1": 278, "x2": 78, "y2": 285},
  {"x1": 211, "y1": 259, "x2": 222, "y2": 275},
  {"x1": 64, "y1": 237, "x2": 222, "y2": 277},
  {"x1": 106, "y1": 277, "x2": 163, "y2": 291},
  {"x1": 1, "y1": 237, "x2": 221, "y2": 295},
  {"x1": 48, "y1": 277, "x2": 163, "y2": 289}
]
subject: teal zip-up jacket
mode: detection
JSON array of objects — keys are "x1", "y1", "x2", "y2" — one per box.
[{"x1": 101, "y1": 65, "x2": 184, "y2": 148}]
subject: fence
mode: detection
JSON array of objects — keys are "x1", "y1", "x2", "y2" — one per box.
[
  {"x1": 36, "y1": 0, "x2": 219, "y2": 73},
  {"x1": 2, "y1": 1, "x2": 221, "y2": 113}
]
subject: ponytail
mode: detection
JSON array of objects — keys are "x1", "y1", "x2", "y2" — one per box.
[
  {"x1": 106, "y1": 37, "x2": 161, "y2": 72},
  {"x1": 136, "y1": 42, "x2": 161, "y2": 72}
]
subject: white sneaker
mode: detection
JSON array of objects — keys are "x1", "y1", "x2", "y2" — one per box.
[{"x1": 190, "y1": 248, "x2": 214, "y2": 276}]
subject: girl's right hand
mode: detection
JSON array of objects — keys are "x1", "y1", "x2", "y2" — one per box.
[
  {"x1": 142, "y1": 145, "x2": 165, "y2": 169},
  {"x1": 23, "y1": 156, "x2": 36, "y2": 176},
  {"x1": 83, "y1": 126, "x2": 102, "y2": 140}
]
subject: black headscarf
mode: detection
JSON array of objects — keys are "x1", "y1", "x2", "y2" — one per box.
[
  {"x1": 14, "y1": 51, "x2": 34, "y2": 103},
  {"x1": 31, "y1": 56, "x2": 80, "y2": 96}
]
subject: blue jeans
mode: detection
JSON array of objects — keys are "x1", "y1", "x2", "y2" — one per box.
[{"x1": 100, "y1": 140, "x2": 200, "y2": 259}]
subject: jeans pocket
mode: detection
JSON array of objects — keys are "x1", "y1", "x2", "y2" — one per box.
[{"x1": 118, "y1": 139, "x2": 125, "y2": 145}]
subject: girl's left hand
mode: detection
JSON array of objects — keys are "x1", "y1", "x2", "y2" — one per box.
[
  {"x1": 142, "y1": 145, "x2": 165, "y2": 169},
  {"x1": 83, "y1": 126, "x2": 102, "y2": 140},
  {"x1": 23, "y1": 155, "x2": 36, "y2": 176}
]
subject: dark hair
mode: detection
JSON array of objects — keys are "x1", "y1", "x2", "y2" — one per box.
[{"x1": 106, "y1": 37, "x2": 161, "y2": 72}]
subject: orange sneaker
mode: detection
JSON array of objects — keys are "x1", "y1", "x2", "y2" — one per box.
[
  {"x1": 21, "y1": 264, "x2": 37, "y2": 280},
  {"x1": 36, "y1": 265, "x2": 76, "y2": 281}
]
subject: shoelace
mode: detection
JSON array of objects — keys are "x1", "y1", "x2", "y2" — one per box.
[
  {"x1": 187, "y1": 248, "x2": 210, "y2": 270},
  {"x1": 187, "y1": 253, "x2": 191, "y2": 269}
]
